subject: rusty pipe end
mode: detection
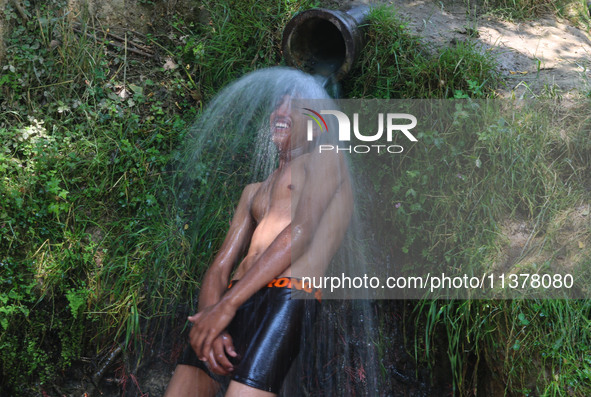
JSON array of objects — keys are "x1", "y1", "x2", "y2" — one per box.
[{"x1": 282, "y1": 5, "x2": 370, "y2": 81}]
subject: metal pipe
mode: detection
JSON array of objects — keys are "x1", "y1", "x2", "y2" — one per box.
[{"x1": 282, "y1": 5, "x2": 370, "y2": 81}]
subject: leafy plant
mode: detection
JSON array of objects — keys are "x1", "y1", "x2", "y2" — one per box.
[{"x1": 344, "y1": 5, "x2": 500, "y2": 99}]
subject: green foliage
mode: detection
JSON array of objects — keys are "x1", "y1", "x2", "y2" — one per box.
[
  {"x1": 66, "y1": 288, "x2": 89, "y2": 320},
  {"x1": 170, "y1": 0, "x2": 314, "y2": 100},
  {"x1": 357, "y1": 97, "x2": 590, "y2": 394},
  {"x1": 0, "y1": 0, "x2": 319, "y2": 392},
  {"x1": 1, "y1": 0, "x2": 589, "y2": 395},
  {"x1": 477, "y1": 0, "x2": 590, "y2": 23},
  {"x1": 345, "y1": 5, "x2": 500, "y2": 99},
  {"x1": 358, "y1": 99, "x2": 585, "y2": 270},
  {"x1": 0, "y1": 2, "x2": 193, "y2": 392},
  {"x1": 0, "y1": 259, "x2": 86, "y2": 388},
  {"x1": 415, "y1": 299, "x2": 591, "y2": 396}
]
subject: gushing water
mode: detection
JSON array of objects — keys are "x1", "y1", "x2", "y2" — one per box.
[{"x1": 178, "y1": 67, "x2": 380, "y2": 396}]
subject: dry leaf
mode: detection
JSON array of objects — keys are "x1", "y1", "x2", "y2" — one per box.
[
  {"x1": 163, "y1": 57, "x2": 178, "y2": 71},
  {"x1": 116, "y1": 86, "x2": 131, "y2": 100}
]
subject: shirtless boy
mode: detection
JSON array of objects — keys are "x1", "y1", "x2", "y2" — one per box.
[{"x1": 165, "y1": 92, "x2": 352, "y2": 397}]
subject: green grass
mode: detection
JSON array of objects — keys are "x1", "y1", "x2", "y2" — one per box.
[
  {"x1": 475, "y1": 0, "x2": 591, "y2": 24},
  {"x1": 0, "y1": 0, "x2": 320, "y2": 393},
  {"x1": 349, "y1": 7, "x2": 591, "y2": 394},
  {"x1": 367, "y1": 99, "x2": 591, "y2": 394},
  {"x1": 174, "y1": 0, "x2": 314, "y2": 100},
  {"x1": 345, "y1": 6, "x2": 500, "y2": 99},
  {"x1": 413, "y1": 299, "x2": 591, "y2": 395},
  {"x1": 1, "y1": 0, "x2": 590, "y2": 395}
]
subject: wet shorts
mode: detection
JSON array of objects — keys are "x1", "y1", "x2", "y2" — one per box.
[{"x1": 178, "y1": 278, "x2": 319, "y2": 394}]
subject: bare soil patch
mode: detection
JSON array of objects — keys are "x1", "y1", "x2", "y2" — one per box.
[{"x1": 390, "y1": 0, "x2": 591, "y2": 96}]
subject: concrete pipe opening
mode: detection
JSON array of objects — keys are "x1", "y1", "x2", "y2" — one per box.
[{"x1": 282, "y1": 6, "x2": 369, "y2": 81}]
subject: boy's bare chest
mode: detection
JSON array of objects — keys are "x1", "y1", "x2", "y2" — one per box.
[{"x1": 250, "y1": 164, "x2": 305, "y2": 223}]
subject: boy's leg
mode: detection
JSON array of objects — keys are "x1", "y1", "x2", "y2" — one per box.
[
  {"x1": 225, "y1": 380, "x2": 276, "y2": 397},
  {"x1": 164, "y1": 364, "x2": 220, "y2": 397}
]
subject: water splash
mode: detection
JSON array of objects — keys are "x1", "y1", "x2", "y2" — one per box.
[{"x1": 178, "y1": 68, "x2": 333, "y2": 192}]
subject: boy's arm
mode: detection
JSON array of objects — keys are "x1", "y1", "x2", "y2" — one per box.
[
  {"x1": 195, "y1": 183, "x2": 259, "y2": 311},
  {"x1": 189, "y1": 183, "x2": 258, "y2": 373},
  {"x1": 190, "y1": 152, "x2": 350, "y2": 359}
]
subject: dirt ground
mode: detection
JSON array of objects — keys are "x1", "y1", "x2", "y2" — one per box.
[{"x1": 389, "y1": 0, "x2": 591, "y2": 97}]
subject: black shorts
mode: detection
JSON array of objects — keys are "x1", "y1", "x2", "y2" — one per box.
[{"x1": 178, "y1": 278, "x2": 319, "y2": 394}]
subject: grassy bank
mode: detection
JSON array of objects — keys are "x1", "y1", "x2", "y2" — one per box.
[
  {"x1": 1, "y1": 0, "x2": 590, "y2": 395},
  {"x1": 0, "y1": 0, "x2": 314, "y2": 392}
]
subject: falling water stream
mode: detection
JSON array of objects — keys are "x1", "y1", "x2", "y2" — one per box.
[
  {"x1": 174, "y1": 67, "x2": 386, "y2": 396},
  {"x1": 173, "y1": 3, "x2": 446, "y2": 391}
]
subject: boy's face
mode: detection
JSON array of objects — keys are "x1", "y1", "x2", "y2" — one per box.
[{"x1": 270, "y1": 95, "x2": 308, "y2": 152}]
